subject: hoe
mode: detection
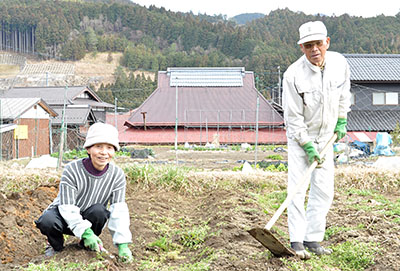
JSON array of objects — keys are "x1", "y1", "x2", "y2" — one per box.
[{"x1": 248, "y1": 134, "x2": 337, "y2": 257}]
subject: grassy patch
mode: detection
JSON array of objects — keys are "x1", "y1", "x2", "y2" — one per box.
[
  {"x1": 143, "y1": 214, "x2": 218, "y2": 270},
  {"x1": 252, "y1": 190, "x2": 287, "y2": 214},
  {"x1": 124, "y1": 164, "x2": 193, "y2": 191},
  {"x1": 281, "y1": 241, "x2": 380, "y2": 271},
  {"x1": 324, "y1": 225, "x2": 364, "y2": 240},
  {"x1": 346, "y1": 189, "x2": 400, "y2": 223}
]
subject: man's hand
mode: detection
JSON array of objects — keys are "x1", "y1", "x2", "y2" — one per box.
[
  {"x1": 334, "y1": 118, "x2": 347, "y2": 142},
  {"x1": 301, "y1": 142, "x2": 321, "y2": 164},
  {"x1": 82, "y1": 228, "x2": 102, "y2": 252},
  {"x1": 118, "y1": 243, "x2": 133, "y2": 263}
]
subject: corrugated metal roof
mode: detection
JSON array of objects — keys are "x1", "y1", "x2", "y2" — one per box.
[
  {"x1": 1, "y1": 98, "x2": 41, "y2": 119},
  {"x1": 168, "y1": 67, "x2": 245, "y2": 87},
  {"x1": 347, "y1": 110, "x2": 400, "y2": 131},
  {"x1": 344, "y1": 54, "x2": 400, "y2": 82}
]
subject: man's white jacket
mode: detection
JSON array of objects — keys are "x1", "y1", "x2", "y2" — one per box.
[{"x1": 282, "y1": 51, "x2": 351, "y2": 145}]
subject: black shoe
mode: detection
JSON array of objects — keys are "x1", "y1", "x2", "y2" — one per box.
[
  {"x1": 291, "y1": 242, "x2": 311, "y2": 260},
  {"x1": 303, "y1": 241, "x2": 332, "y2": 255}
]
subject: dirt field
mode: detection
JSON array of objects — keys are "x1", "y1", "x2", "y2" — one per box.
[{"x1": 0, "y1": 148, "x2": 399, "y2": 271}]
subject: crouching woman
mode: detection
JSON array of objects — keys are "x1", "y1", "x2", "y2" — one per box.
[{"x1": 35, "y1": 122, "x2": 133, "y2": 262}]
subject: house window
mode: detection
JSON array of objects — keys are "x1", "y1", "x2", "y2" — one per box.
[
  {"x1": 386, "y1": 92, "x2": 398, "y2": 105},
  {"x1": 373, "y1": 92, "x2": 398, "y2": 105}
]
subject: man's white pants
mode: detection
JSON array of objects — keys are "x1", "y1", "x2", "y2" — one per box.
[{"x1": 287, "y1": 139, "x2": 334, "y2": 243}]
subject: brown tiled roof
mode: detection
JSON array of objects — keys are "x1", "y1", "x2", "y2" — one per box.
[{"x1": 125, "y1": 68, "x2": 284, "y2": 128}]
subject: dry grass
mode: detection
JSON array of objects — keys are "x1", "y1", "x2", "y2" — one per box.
[
  {"x1": 2, "y1": 160, "x2": 398, "y2": 197},
  {"x1": 73, "y1": 52, "x2": 155, "y2": 86},
  {"x1": 0, "y1": 64, "x2": 20, "y2": 78},
  {"x1": 335, "y1": 165, "x2": 400, "y2": 192},
  {"x1": 0, "y1": 161, "x2": 60, "y2": 194}
]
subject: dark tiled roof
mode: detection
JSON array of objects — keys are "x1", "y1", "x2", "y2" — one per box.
[
  {"x1": 344, "y1": 54, "x2": 400, "y2": 82},
  {"x1": 347, "y1": 110, "x2": 400, "y2": 131},
  {"x1": 51, "y1": 107, "x2": 95, "y2": 125},
  {"x1": 125, "y1": 68, "x2": 284, "y2": 127},
  {"x1": 1, "y1": 86, "x2": 102, "y2": 105}
]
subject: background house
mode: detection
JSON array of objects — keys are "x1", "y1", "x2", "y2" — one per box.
[
  {"x1": 344, "y1": 54, "x2": 400, "y2": 142},
  {"x1": 0, "y1": 86, "x2": 113, "y2": 150},
  {"x1": 0, "y1": 98, "x2": 57, "y2": 159},
  {"x1": 122, "y1": 67, "x2": 285, "y2": 145}
]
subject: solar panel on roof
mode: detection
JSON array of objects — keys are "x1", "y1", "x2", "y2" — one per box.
[{"x1": 168, "y1": 67, "x2": 245, "y2": 87}]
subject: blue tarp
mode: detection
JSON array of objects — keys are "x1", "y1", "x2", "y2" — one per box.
[
  {"x1": 373, "y1": 132, "x2": 394, "y2": 156},
  {"x1": 350, "y1": 140, "x2": 371, "y2": 156}
]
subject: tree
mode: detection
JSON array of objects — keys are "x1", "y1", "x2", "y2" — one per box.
[{"x1": 85, "y1": 27, "x2": 97, "y2": 51}]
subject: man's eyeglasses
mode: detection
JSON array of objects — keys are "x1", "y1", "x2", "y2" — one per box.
[{"x1": 303, "y1": 40, "x2": 324, "y2": 49}]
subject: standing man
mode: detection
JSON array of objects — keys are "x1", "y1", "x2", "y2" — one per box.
[
  {"x1": 35, "y1": 122, "x2": 133, "y2": 262},
  {"x1": 282, "y1": 21, "x2": 351, "y2": 259}
]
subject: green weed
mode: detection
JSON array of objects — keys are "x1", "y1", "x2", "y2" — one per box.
[
  {"x1": 177, "y1": 224, "x2": 210, "y2": 249},
  {"x1": 331, "y1": 241, "x2": 380, "y2": 270},
  {"x1": 148, "y1": 236, "x2": 175, "y2": 252},
  {"x1": 266, "y1": 154, "x2": 283, "y2": 160}
]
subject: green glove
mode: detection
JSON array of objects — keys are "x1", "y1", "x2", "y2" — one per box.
[
  {"x1": 301, "y1": 142, "x2": 321, "y2": 164},
  {"x1": 82, "y1": 228, "x2": 102, "y2": 252},
  {"x1": 334, "y1": 118, "x2": 347, "y2": 141},
  {"x1": 118, "y1": 243, "x2": 133, "y2": 262}
]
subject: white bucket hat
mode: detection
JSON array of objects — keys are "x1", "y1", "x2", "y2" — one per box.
[
  {"x1": 297, "y1": 21, "x2": 327, "y2": 45},
  {"x1": 83, "y1": 122, "x2": 120, "y2": 151}
]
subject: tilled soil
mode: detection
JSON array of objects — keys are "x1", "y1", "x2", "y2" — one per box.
[{"x1": 0, "y1": 151, "x2": 399, "y2": 270}]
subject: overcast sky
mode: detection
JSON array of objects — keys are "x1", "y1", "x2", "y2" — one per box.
[{"x1": 131, "y1": 0, "x2": 400, "y2": 18}]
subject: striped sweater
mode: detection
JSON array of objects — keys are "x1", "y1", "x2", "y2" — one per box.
[{"x1": 48, "y1": 159, "x2": 132, "y2": 244}]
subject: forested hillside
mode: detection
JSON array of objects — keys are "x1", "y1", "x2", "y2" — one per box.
[{"x1": 1, "y1": 0, "x2": 399, "y2": 109}]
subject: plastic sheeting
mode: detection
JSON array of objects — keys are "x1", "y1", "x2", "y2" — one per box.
[{"x1": 373, "y1": 132, "x2": 394, "y2": 156}]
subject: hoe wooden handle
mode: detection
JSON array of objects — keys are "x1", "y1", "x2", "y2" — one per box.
[{"x1": 264, "y1": 133, "x2": 337, "y2": 230}]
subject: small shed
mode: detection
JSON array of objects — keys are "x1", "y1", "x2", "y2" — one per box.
[{"x1": 0, "y1": 98, "x2": 57, "y2": 159}]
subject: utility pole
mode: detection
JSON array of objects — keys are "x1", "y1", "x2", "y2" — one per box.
[
  {"x1": 277, "y1": 66, "x2": 281, "y2": 106},
  {"x1": 174, "y1": 78, "x2": 178, "y2": 151},
  {"x1": 57, "y1": 86, "x2": 68, "y2": 170},
  {"x1": 174, "y1": 77, "x2": 179, "y2": 165},
  {"x1": 114, "y1": 97, "x2": 118, "y2": 128}
]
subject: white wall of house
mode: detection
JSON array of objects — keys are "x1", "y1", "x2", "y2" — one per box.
[{"x1": 20, "y1": 105, "x2": 51, "y2": 119}]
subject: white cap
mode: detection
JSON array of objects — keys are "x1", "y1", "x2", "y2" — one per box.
[
  {"x1": 297, "y1": 21, "x2": 327, "y2": 45},
  {"x1": 83, "y1": 122, "x2": 120, "y2": 151}
]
